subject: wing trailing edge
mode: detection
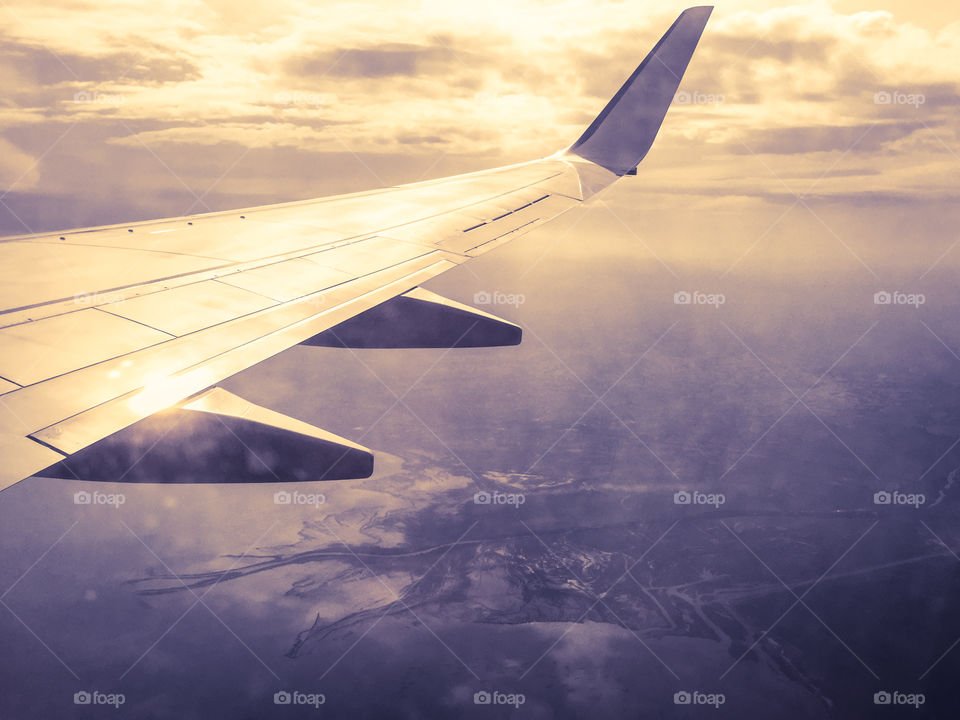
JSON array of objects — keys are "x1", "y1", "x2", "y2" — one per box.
[
  {"x1": 37, "y1": 387, "x2": 374, "y2": 483},
  {"x1": 302, "y1": 287, "x2": 521, "y2": 349}
]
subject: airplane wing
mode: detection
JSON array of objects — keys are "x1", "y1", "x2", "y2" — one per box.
[{"x1": 0, "y1": 6, "x2": 712, "y2": 489}]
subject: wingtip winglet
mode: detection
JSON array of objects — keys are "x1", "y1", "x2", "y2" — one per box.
[{"x1": 566, "y1": 6, "x2": 713, "y2": 176}]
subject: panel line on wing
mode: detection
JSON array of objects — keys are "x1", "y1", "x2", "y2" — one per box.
[
  {"x1": 28, "y1": 259, "x2": 456, "y2": 455},
  {"x1": 25, "y1": 238, "x2": 230, "y2": 262},
  {"x1": 94, "y1": 307, "x2": 178, "y2": 338},
  {"x1": 0, "y1": 254, "x2": 448, "y2": 435}
]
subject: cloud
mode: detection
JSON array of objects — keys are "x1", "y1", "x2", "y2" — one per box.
[
  {"x1": 728, "y1": 121, "x2": 929, "y2": 155},
  {"x1": 0, "y1": 137, "x2": 39, "y2": 191},
  {"x1": 0, "y1": 37, "x2": 201, "y2": 86},
  {"x1": 711, "y1": 35, "x2": 835, "y2": 64},
  {"x1": 2, "y1": 0, "x2": 960, "y2": 219},
  {"x1": 286, "y1": 42, "x2": 459, "y2": 79}
]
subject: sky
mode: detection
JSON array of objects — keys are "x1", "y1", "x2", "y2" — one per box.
[{"x1": 0, "y1": 0, "x2": 958, "y2": 237}]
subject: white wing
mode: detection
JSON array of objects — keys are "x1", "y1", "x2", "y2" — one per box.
[{"x1": 0, "y1": 6, "x2": 712, "y2": 488}]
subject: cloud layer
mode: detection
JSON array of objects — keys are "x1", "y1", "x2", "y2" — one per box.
[{"x1": 1, "y1": 0, "x2": 958, "y2": 232}]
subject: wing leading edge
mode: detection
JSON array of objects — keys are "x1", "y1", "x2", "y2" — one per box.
[{"x1": 0, "y1": 7, "x2": 712, "y2": 489}]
